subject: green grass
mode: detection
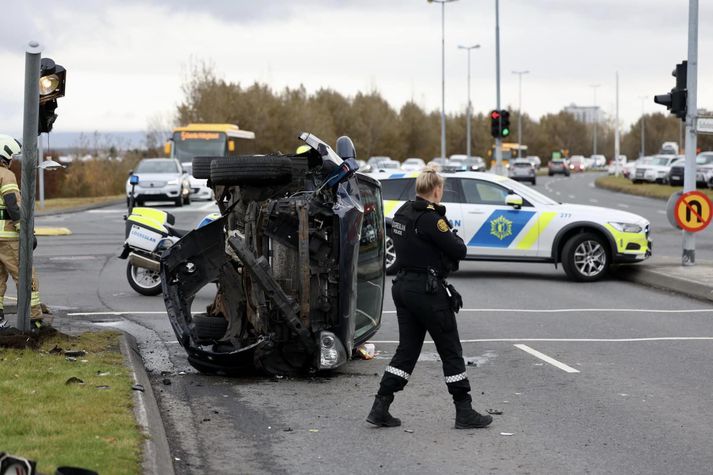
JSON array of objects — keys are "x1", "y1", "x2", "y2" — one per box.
[
  {"x1": 595, "y1": 175, "x2": 713, "y2": 201},
  {"x1": 0, "y1": 331, "x2": 142, "y2": 475},
  {"x1": 36, "y1": 194, "x2": 124, "y2": 212}
]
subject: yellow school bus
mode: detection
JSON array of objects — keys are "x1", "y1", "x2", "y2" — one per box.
[{"x1": 165, "y1": 123, "x2": 256, "y2": 166}]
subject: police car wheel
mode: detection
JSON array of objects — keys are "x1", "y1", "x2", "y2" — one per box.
[
  {"x1": 385, "y1": 233, "x2": 400, "y2": 275},
  {"x1": 210, "y1": 156, "x2": 293, "y2": 186},
  {"x1": 561, "y1": 232, "x2": 609, "y2": 282},
  {"x1": 126, "y1": 262, "x2": 162, "y2": 296}
]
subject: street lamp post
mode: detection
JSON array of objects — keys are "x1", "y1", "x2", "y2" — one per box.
[
  {"x1": 512, "y1": 70, "x2": 529, "y2": 158},
  {"x1": 429, "y1": 0, "x2": 459, "y2": 161},
  {"x1": 459, "y1": 44, "x2": 480, "y2": 160},
  {"x1": 590, "y1": 84, "x2": 600, "y2": 155},
  {"x1": 639, "y1": 96, "x2": 647, "y2": 157}
]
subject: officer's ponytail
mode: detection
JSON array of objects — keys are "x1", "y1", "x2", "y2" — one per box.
[{"x1": 416, "y1": 166, "x2": 444, "y2": 196}]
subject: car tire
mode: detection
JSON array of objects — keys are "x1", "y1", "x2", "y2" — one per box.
[
  {"x1": 210, "y1": 156, "x2": 293, "y2": 187},
  {"x1": 183, "y1": 190, "x2": 191, "y2": 205},
  {"x1": 561, "y1": 232, "x2": 610, "y2": 282},
  {"x1": 126, "y1": 262, "x2": 162, "y2": 296},
  {"x1": 192, "y1": 156, "x2": 219, "y2": 179},
  {"x1": 531, "y1": 178, "x2": 537, "y2": 186},
  {"x1": 174, "y1": 196, "x2": 183, "y2": 207},
  {"x1": 385, "y1": 229, "x2": 401, "y2": 276},
  {"x1": 192, "y1": 315, "x2": 228, "y2": 341},
  {"x1": 135, "y1": 198, "x2": 144, "y2": 207}
]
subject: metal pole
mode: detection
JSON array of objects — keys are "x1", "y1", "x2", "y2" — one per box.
[
  {"x1": 614, "y1": 72, "x2": 620, "y2": 177},
  {"x1": 459, "y1": 44, "x2": 479, "y2": 161},
  {"x1": 682, "y1": 0, "x2": 698, "y2": 266},
  {"x1": 19, "y1": 41, "x2": 42, "y2": 332},
  {"x1": 639, "y1": 97, "x2": 646, "y2": 157},
  {"x1": 513, "y1": 70, "x2": 529, "y2": 158},
  {"x1": 494, "y1": 0, "x2": 503, "y2": 175},
  {"x1": 38, "y1": 136, "x2": 45, "y2": 208},
  {"x1": 590, "y1": 84, "x2": 600, "y2": 155},
  {"x1": 441, "y1": 1, "x2": 446, "y2": 161}
]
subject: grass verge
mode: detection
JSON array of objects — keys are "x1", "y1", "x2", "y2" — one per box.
[
  {"x1": 0, "y1": 331, "x2": 142, "y2": 475},
  {"x1": 36, "y1": 194, "x2": 124, "y2": 212},
  {"x1": 595, "y1": 175, "x2": 713, "y2": 201}
]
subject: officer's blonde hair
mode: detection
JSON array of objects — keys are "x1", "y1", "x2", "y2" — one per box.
[{"x1": 415, "y1": 166, "x2": 444, "y2": 196}]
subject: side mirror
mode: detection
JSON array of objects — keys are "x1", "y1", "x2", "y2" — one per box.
[
  {"x1": 164, "y1": 142, "x2": 171, "y2": 156},
  {"x1": 505, "y1": 193, "x2": 523, "y2": 209},
  {"x1": 130, "y1": 175, "x2": 139, "y2": 185}
]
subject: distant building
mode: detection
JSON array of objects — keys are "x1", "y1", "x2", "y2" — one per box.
[{"x1": 564, "y1": 104, "x2": 602, "y2": 124}]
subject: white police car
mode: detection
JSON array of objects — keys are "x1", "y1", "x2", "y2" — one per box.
[{"x1": 375, "y1": 171, "x2": 651, "y2": 282}]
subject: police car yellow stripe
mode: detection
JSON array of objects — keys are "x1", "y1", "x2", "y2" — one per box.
[
  {"x1": 515, "y1": 211, "x2": 557, "y2": 250},
  {"x1": 383, "y1": 200, "x2": 402, "y2": 218}
]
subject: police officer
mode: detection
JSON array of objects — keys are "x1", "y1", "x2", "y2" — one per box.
[
  {"x1": 0, "y1": 135, "x2": 43, "y2": 328},
  {"x1": 367, "y1": 167, "x2": 492, "y2": 429}
]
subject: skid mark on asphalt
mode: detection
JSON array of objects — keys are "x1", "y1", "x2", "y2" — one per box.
[{"x1": 514, "y1": 344, "x2": 580, "y2": 373}]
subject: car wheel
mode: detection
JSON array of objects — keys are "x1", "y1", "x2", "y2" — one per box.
[
  {"x1": 531, "y1": 178, "x2": 537, "y2": 186},
  {"x1": 561, "y1": 232, "x2": 610, "y2": 282},
  {"x1": 174, "y1": 195, "x2": 183, "y2": 207},
  {"x1": 192, "y1": 315, "x2": 228, "y2": 342},
  {"x1": 183, "y1": 189, "x2": 191, "y2": 205},
  {"x1": 191, "y1": 156, "x2": 220, "y2": 179},
  {"x1": 135, "y1": 198, "x2": 144, "y2": 207},
  {"x1": 210, "y1": 156, "x2": 293, "y2": 187},
  {"x1": 548, "y1": 172, "x2": 553, "y2": 176},
  {"x1": 385, "y1": 230, "x2": 401, "y2": 275}
]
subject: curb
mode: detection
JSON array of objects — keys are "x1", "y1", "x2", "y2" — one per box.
[
  {"x1": 119, "y1": 333, "x2": 175, "y2": 475},
  {"x1": 618, "y1": 265, "x2": 713, "y2": 303},
  {"x1": 36, "y1": 197, "x2": 125, "y2": 217}
]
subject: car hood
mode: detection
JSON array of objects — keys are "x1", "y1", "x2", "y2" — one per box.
[{"x1": 556, "y1": 203, "x2": 649, "y2": 226}]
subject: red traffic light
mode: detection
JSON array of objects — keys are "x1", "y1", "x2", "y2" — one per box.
[{"x1": 490, "y1": 110, "x2": 501, "y2": 120}]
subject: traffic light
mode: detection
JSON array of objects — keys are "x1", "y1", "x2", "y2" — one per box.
[
  {"x1": 500, "y1": 110, "x2": 511, "y2": 137},
  {"x1": 38, "y1": 57, "x2": 66, "y2": 134},
  {"x1": 490, "y1": 110, "x2": 501, "y2": 138},
  {"x1": 654, "y1": 61, "x2": 687, "y2": 121}
]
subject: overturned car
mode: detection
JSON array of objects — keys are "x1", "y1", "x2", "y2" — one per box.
[{"x1": 161, "y1": 133, "x2": 386, "y2": 375}]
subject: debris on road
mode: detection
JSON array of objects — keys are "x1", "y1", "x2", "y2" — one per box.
[
  {"x1": 486, "y1": 409, "x2": 503, "y2": 415},
  {"x1": 64, "y1": 350, "x2": 87, "y2": 357},
  {"x1": 500, "y1": 432, "x2": 514, "y2": 436},
  {"x1": 162, "y1": 378, "x2": 171, "y2": 385},
  {"x1": 131, "y1": 384, "x2": 144, "y2": 392},
  {"x1": 65, "y1": 376, "x2": 84, "y2": 385},
  {"x1": 357, "y1": 343, "x2": 376, "y2": 360},
  {"x1": 404, "y1": 429, "x2": 414, "y2": 433}
]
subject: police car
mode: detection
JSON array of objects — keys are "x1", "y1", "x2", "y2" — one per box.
[{"x1": 375, "y1": 171, "x2": 651, "y2": 282}]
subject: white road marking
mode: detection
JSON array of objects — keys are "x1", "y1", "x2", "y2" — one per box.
[
  {"x1": 555, "y1": 192, "x2": 561, "y2": 196},
  {"x1": 568, "y1": 194, "x2": 575, "y2": 199},
  {"x1": 657, "y1": 210, "x2": 666, "y2": 214},
  {"x1": 589, "y1": 199, "x2": 599, "y2": 203},
  {"x1": 382, "y1": 308, "x2": 713, "y2": 314},
  {"x1": 514, "y1": 344, "x2": 580, "y2": 373},
  {"x1": 198, "y1": 201, "x2": 218, "y2": 211},
  {"x1": 369, "y1": 337, "x2": 713, "y2": 344},
  {"x1": 618, "y1": 203, "x2": 630, "y2": 208}
]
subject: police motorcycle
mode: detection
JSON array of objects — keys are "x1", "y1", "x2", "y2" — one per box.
[{"x1": 119, "y1": 176, "x2": 218, "y2": 295}]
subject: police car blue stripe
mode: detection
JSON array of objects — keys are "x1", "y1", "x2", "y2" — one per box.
[
  {"x1": 468, "y1": 210, "x2": 536, "y2": 248},
  {"x1": 389, "y1": 173, "x2": 406, "y2": 178}
]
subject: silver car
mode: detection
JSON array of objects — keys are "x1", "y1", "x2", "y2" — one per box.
[{"x1": 126, "y1": 158, "x2": 191, "y2": 207}]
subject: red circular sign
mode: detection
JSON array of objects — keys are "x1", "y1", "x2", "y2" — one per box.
[{"x1": 674, "y1": 191, "x2": 713, "y2": 232}]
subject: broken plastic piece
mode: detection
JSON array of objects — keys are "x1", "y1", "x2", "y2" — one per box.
[
  {"x1": 500, "y1": 432, "x2": 514, "y2": 436},
  {"x1": 357, "y1": 343, "x2": 375, "y2": 360},
  {"x1": 486, "y1": 409, "x2": 503, "y2": 415},
  {"x1": 131, "y1": 384, "x2": 145, "y2": 392}
]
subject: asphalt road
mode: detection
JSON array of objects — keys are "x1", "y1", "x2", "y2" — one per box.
[{"x1": 21, "y1": 178, "x2": 713, "y2": 475}]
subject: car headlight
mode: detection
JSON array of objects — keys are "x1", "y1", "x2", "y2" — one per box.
[
  {"x1": 318, "y1": 331, "x2": 347, "y2": 369},
  {"x1": 166, "y1": 179, "x2": 179, "y2": 185},
  {"x1": 609, "y1": 222, "x2": 643, "y2": 233}
]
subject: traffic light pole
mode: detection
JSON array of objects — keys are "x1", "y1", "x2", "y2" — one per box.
[
  {"x1": 682, "y1": 0, "x2": 698, "y2": 266},
  {"x1": 18, "y1": 41, "x2": 42, "y2": 332},
  {"x1": 494, "y1": 0, "x2": 503, "y2": 175}
]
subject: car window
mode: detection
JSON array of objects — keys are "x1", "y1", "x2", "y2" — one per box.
[
  {"x1": 460, "y1": 179, "x2": 509, "y2": 205},
  {"x1": 136, "y1": 160, "x2": 179, "y2": 174},
  {"x1": 697, "y1": 154, "x2": 713, "y2": 165},
  {"x1": 381, "y1": 179, "x2": 411, "y2": 201}
]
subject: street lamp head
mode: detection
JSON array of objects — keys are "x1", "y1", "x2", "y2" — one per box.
[
  {"x1": 512, "y1": 70, "x2": 530, "y2": 75},
  {"x1": 458, "y1": 44, "x2": 480, "y2": 50},
  {"x1": 428, "y1": 0, "x2": 458, "y2": 3}
]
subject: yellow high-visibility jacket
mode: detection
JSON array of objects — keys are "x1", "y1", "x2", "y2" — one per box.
[{"x1": 0, "y1": 166, "x2": 20, "y2": 240}]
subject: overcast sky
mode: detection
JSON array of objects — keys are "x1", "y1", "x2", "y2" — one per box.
[{"x1": 1, "y1": 0, "x2": 711, "y2": 138}]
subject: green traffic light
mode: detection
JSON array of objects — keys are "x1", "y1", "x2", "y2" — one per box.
[{"x1": 502, "y1": 128, "x2": 510, "y2": 136}]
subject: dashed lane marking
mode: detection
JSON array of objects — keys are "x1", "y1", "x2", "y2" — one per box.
[
  {"x1": 618, "y1": 203, "x2": 630, "y2": 208},
  {"x1": 589, "y1": 199, "x2": 599, "y2": 203},
  {"x1": 514, "y1": 344, "x2": 580, "y2": 373}
]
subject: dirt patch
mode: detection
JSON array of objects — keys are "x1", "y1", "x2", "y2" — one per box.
[{"x1": 0, "y1": 326, "x2": 58, "y2": 349}]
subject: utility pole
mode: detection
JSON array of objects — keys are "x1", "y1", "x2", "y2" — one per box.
[
  {"x1": 682, "y1": 0, "x2": 698, "y2": 266},
  {"x1": 590, "y1": 84, "x2": 600, "y2": 155},
  {"x1": 459, "y1": 44, "x2": 480, "y2": 160},
  {"x1": 639, "y1": 96, "x2": 647, "y2": 157},
  {"x1": 18, "y1": 41, "x2": 42, "y2": 332},
  {"x1": 494, "y1": 0, "x2": 503, "y2": 175},
  {"x1": 513, "y1": 70, "x2": 529, "y2": 158},
  {"x1": 614, "y1": 72, "x2": 620, "y2": 177}
]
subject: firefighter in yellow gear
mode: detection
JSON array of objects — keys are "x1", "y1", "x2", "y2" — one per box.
[{"x1": 0, "y1": 134, "x2": 42, "y2": 329}]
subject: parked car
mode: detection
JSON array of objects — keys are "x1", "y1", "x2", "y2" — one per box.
[
  {"x1": 526, "y1": 156, "x2": 542, "y2": 169},
  {"x1": 375, "y1": 159, "x2": 401, "y2": 172},
  {"x1": 631, "y1": 155, "x2": 678, "y2": 184},
  {"x1": 548, "y1": 159, "x2": 570, "y2": 176},
  {"x1": 126, "y1": 158, "x2": 191, "y2": 207},
  {"x1": 181, "y1": 162, "x2": 214, "y2": 201},
  {"x1": 671, "y1": 152, "x2": 713, "y2": 187},
  {"x1": 449, "y1": 155, "x2": 486, "y2": 172},
  {"x1": 376, "y1": 171, "x2": 651, "y2": 282},
  {"x1": 590, "y1": 154, "x2": 607, "y2": 168},
  {"x1": 607, "y1": 156, "x2": 628, "y2": 175},
  {"x1": 623, "y1": 157, "x2": 650, "y2": 179},
  {"x1": 400, "y1": 158, "x2": 425, "y2": 171},
  {"x1": 509, "y1": 158, "x2": 537, "y2": 185},
  {"x1": 429, "y1": 158, "x2": 448, "y2": 171}
]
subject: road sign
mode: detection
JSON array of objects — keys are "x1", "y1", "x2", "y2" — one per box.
[
  {"x1": 696, "y1": 116, "x2": 713, "y2": 134},
  {"x1": 674, "y1": 191, "x2": 712, "y2": 232}
]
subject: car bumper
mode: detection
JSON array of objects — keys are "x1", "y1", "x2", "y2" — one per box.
[
  {"x1": 510, "y1": 175, "x2": 535, "y2": 181},
  {"x1": 128, "y1": 185, "x2": 182, "y2": 200},
  {"x1": 605, "y1": 224, "x2": 652, "y2": 262},
  {"x1": 190, "y1": 186, "x2": 213, "y2": 200}
]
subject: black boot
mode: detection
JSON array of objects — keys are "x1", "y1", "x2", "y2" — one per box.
[
  {"x1": 454, "y1": 395, "x2": 492, "y2": 429},
  {"x1": 0, "y1": 309, "x2": 6, "y2": 328},
  {"x1": 366, "y1": 394, "x2": 401, "y2": 427}
]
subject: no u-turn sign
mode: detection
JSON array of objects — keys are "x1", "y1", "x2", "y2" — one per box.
[{"x1": 674, "y1": 191, "x2": 712, "y2": 232}]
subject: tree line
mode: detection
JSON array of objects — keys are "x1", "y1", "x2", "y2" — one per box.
[{"x1": 176, "y1": 64, "x2": 713, "y2": 164}]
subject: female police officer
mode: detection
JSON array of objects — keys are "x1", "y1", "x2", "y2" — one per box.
[{"x1": 367, "y1": 167, "x2": 492, "y2": 429}]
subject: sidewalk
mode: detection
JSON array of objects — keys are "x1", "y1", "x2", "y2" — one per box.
[{"x1": 618, "y1": 257, "x2": 713, "y2": 303}]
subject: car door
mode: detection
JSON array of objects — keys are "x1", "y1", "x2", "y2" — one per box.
[
  {"x1": 458, "y1": 177, "x2": 540, "y2": 258},
  {"x1": 382, "y1": 176, "x2": 464, "y2": 233}
]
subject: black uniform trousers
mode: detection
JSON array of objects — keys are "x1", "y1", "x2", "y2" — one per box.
[{"x1": 378, "y1": 271, "x2": 471, "y2": 401}]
